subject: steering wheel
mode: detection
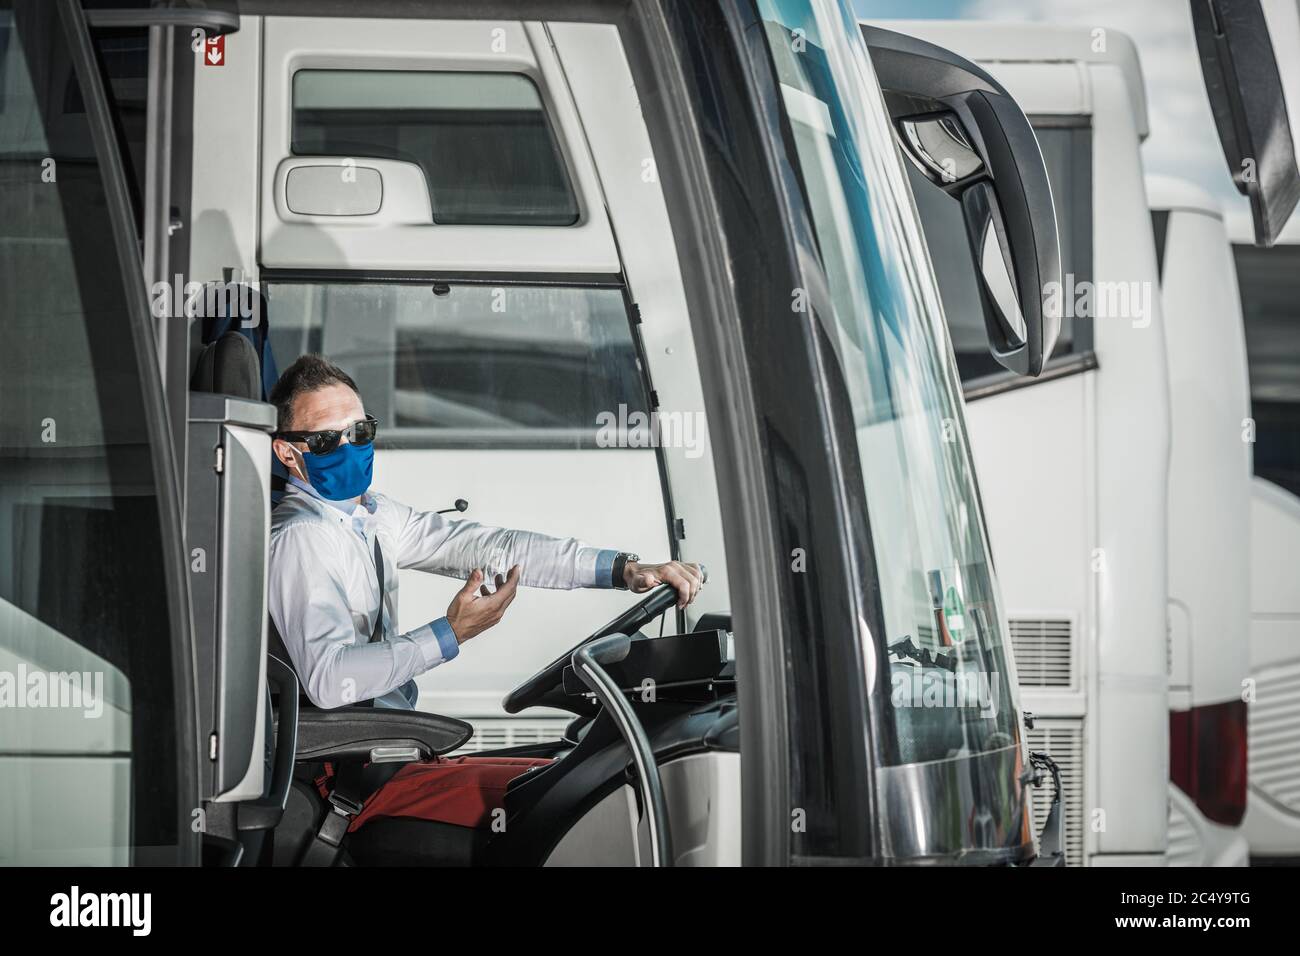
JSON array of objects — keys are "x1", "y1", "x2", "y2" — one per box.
[{"x1": 502, "y1": 584, "x2": 682, "y2": 715}]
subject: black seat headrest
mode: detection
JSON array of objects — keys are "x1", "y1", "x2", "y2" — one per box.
[{"x1": 191, "y1": 330, "x2": 261, "y2": 400}]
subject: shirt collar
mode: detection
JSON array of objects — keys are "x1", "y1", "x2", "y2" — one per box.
[{"x1": 287, "y1": 475, "x2": 376, "y2": 518}]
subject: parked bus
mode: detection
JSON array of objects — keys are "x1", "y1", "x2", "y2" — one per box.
[
  {"x1": 1231, "y1": 213, "x2": 1300, "y2": 864},
  {"x1": 1149, "y1": 175, "x2": 1250, "y2": 867},
  {"x1": 867, "y1": 9, "x2": 1298, "y2": 866},
  {"x1": 1, "y1": 0, "x2": 1066, "y2": 866}
]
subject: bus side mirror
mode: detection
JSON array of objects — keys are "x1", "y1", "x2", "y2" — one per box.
[
  {"x1": 862, "y1": 24, "x2": 1062, "y2": 377},
  {"x1": 1189, "y1": 0, "x2": 1300, "y2": 247}
]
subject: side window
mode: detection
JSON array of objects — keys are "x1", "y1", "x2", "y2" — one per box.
[
  {"x1": 265, "y1": 282, "x2": 649, "y2": 447},
  {"x1": 89, "y1": 26, "x2": 151, "y2": 237},
  {"x1": 1234, "y1": 242, "x2": 1300, "y2": 498},
  {"x1": 291, "y1": 69, "x2": 579, "y2": 226},
  {"x1": 909, "y1": 120, "x2": 1093, "y2": 387},
  {"x1": 0, "y1": 5, "x2": 183, "y2": 863}
]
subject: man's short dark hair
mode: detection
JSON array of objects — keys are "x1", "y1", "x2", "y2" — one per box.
[{"x1": 270, "y1": 354, "x2": 360, "y2": 432}]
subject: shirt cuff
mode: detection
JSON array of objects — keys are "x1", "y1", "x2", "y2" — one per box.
[
  {"x1": 591, "y1": 548, "x2": 620, "y2": 589},
  {"x1": 431, "y1": 617, "x2": 461, "y2": 662},
  {"x1": 412, "y1": 617, "x2": 461, "y2": 668}
]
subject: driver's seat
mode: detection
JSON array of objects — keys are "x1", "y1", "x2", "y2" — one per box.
[
  {"x1": 299, "y1": 754, "x2": 553, "y2": 866},
  {"x1": 267, "y1": 697, "x2": 554, "y2": 866},
  {"x1": 265, "y1": 596, "x2": 557, "y2": 865}
]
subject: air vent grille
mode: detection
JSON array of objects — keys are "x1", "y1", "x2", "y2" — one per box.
[
  {"x1": 1248, "y1": 661, "x2": 1300, "y2": 813},
  {"x1": 1010, "y1": 618, "x2": 1074, "y2": 687},
  {"x1": 1026, "y1": 720, "x2": 1085, "y2": 867},
  {"x1": 1166, "y1": 794, "x2": 1202, "y2": 866},
  {"x1": 455, "y1": 718, "x2": 571, "y2": 755}
]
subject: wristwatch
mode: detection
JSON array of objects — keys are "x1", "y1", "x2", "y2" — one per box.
[{"x1": 611, "y1": 552, "x2": 640, "y2": 589}]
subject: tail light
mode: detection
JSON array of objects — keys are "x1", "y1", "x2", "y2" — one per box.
[{"x1": 1169, "y1": 699, "x2": 1248, "y2": 826}]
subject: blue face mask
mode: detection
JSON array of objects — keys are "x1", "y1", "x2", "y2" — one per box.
[{"x1": 299, "y1": 440, "x2": 374, "y2": 501}]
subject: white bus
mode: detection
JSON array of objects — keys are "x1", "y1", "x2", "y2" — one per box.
[
  {"x1": 1149, "y1": 176, "x2": 1250, "y2": 867},
  {"x1": 1, "y1": 0, "x2": 1065, "y2": 867},
  {"x1": 1231, "y1": 214, "x2": 1300, "y2": 864},
  {"x1": 870, "y1": 13, "x2": 1297, "y2": 866}
]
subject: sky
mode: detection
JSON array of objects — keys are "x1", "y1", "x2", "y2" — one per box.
[{"x1": 852, "y1": 0, "x2": 1293, "y2": 240}]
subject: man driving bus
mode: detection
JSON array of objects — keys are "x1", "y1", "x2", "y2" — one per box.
[
  {"x1": 266, "y1": 354, "x2": 702, "y2": 839},
  {"x1": 268, "y1": 353, "x2": 703, "y2": 709}
]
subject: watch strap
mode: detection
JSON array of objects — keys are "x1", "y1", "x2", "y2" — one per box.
[{"x1": 611, "y1": 552, "x2": 639, "y2": 589}]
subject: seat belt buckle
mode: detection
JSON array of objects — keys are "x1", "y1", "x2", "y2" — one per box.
[{"x1": 328, "y1": 789, "x2": 364, "y2": 818}]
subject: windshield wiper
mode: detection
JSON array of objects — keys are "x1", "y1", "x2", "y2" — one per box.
[{"x1": 887, "y1": 636, "x2": 957, "y2": 672}]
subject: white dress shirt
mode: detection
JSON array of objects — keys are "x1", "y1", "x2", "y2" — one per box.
[{"x1": 269, "y1": 477, "x2": 619, "y2": 709}]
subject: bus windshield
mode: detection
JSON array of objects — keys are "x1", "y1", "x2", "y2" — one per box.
[{"x1": 757, "y1": 0, "x2": 1022, "y2": 786}]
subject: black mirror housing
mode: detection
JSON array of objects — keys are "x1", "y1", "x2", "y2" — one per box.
[
  {"x1": 1190, "y1": 0, "x2": 1300, "y2": 247},
  {"x1": 863, "y1": 24, "x2": 1063, "y2": 376}
]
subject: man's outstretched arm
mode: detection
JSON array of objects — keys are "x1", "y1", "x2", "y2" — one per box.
[
  {"x1": 390, "y1": 496, "x2": 618, "y2": 589},
  {"x1": 389, "y1": 496, "x2": 703, "y2": 606}
]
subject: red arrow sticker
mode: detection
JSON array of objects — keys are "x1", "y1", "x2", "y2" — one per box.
[{"x1": 204, "y1": 35, "x2": 225, "y2": 67}]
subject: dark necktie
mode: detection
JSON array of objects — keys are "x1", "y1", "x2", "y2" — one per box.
[
  {"x1": 370, "y1": 536, "x2": 385, "y2": 644},
  {"x1": 370, "y1": 535, "x2": 419, "y2": 709}
]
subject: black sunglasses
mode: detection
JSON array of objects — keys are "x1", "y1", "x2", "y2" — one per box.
[{"x1": 277, "y1": 415, "x2": 380, "y2": 455}]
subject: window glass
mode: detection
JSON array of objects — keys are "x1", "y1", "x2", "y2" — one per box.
[
  {"x1": 1234, "y1": 242, "x2": 1300, "y2": 498},
  {"x1": 265, "y1": 282, "x2": 649, "y2": 447},
  {"x1": 292, "y1": 70, "x2": 580, "y2": 226},
  {"x1": 0, "y1": 1, "x2": 181, "y2": 864},
  {"x1": 91, "y1": 26, "x2": 150, "y2": 236},
  {"x1": 759, "y1": 0, "x2": 1018, "y2": 768},
  {"x1": 909, "y1": 122, "x2": 1093, "y2": 384}
]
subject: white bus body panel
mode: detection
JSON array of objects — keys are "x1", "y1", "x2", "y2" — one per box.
[
  {"x1": 1167, "y1": 784, "x2": 1249, "y2": 867},
  {"x1": 0, "y1": 600, "x2": 132, "y2": 865},
  {"x1": 1243, "y1": 477, "x2": 1300, "y2": 853},
  {"x1": 1149, "y1": 180, "x2": 1251, "y2": 864},
  {"x1": 1152, "y1": 185, "x2": 1252, "y2": 712},
  {"x1": 544, "y1": 752, "x2": 741, "y2": 867},
  {"x1": 258, "y1": 18, "x2": 619, "y2": 273}
]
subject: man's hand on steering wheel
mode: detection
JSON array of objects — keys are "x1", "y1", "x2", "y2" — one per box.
[{"x1": 624, "y1": 560, "x2": 704, "y2": 609}]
